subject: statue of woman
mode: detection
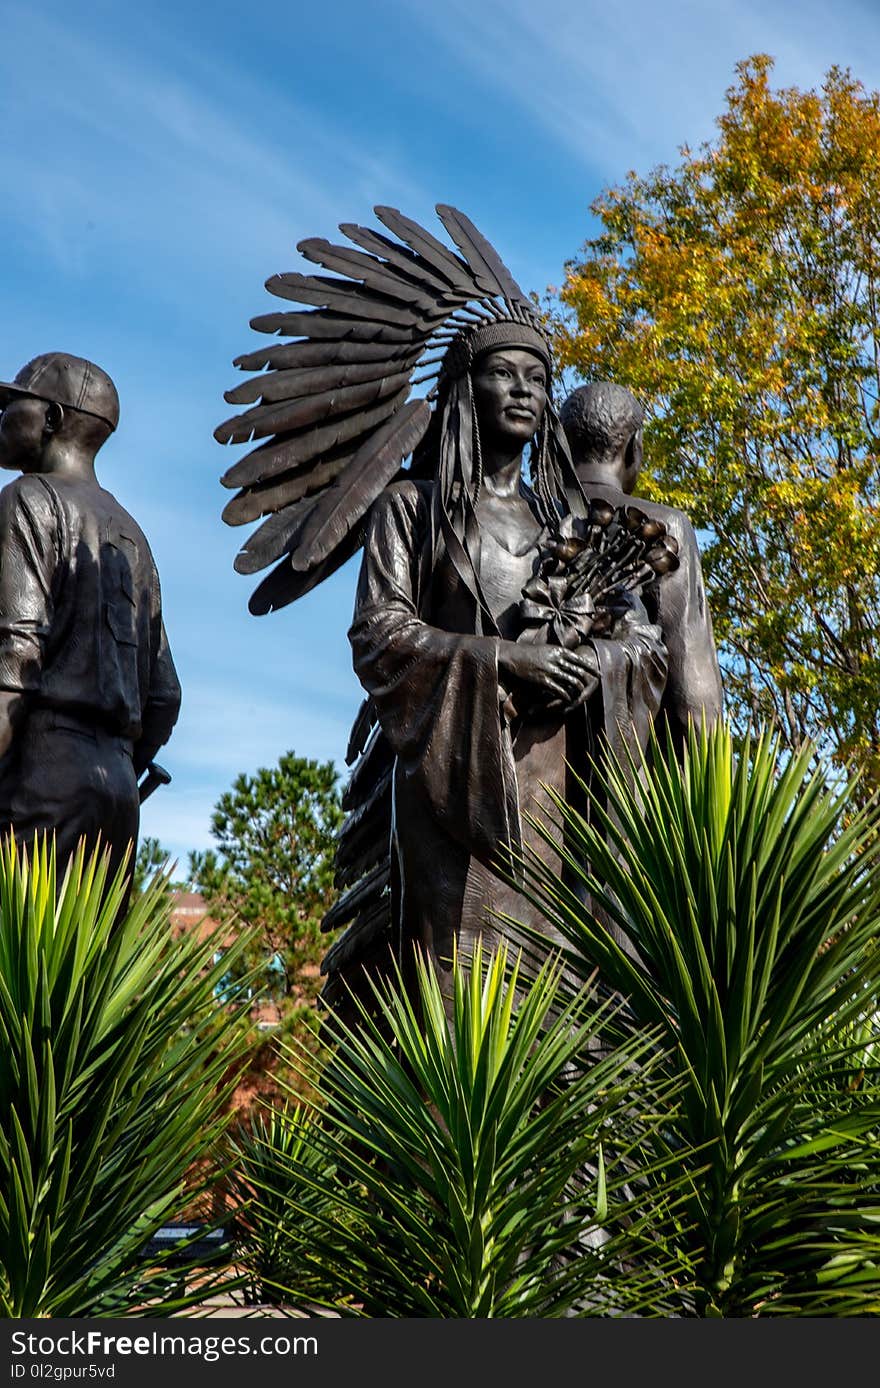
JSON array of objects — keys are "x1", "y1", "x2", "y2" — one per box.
[
  {"x1": 346, "y1": 321, "x2": 667, "y2": 995},
  {"x1": 217, "y1": 205, "x2": 672, "y2": 1017}
]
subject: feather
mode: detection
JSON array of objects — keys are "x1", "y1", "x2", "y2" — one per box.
[
  {"x1": 247, "y1": 524, "x2": 363, "y2": 616},
  {"x1": 224, "y1": 356, "x2": 419, "y2": 407},
  {"x1": 345, "y1": 702, "x2": 381, "y2": 772},
  {"x1": 334, "y1": 769, "x2": 392, "y2": 888},
  {"x1": 296, "y1": 239, "x2": 439, "y2": 314},
  {"x1": 320, "y1": 895, "x2": 393, "y2": 976},
  {"x1": 232, "y1": 337, "x2": 415, "y2": 375},
  {"x1": 373, "y1": 206, "x2": 476, "y2": 295},
  {"x1": 233, "y1": 493, "x2": 318, "y2": 575},
  {"x1": 334, "y1": 843, "x2": 389, "y2": 894},
  {"x1": 222, "y1": 449, "x2": 355, "y2": 526},
  {"x1": 291, "y1": 398, "x2": 431, "y2": 570},
  {"x1": 343, "y1": 728, "x2": 393, "y2": 809},
  {"x1": 221, "y1": 204, "x2": 553, "y2": 616},
  {"x1": 215, "y1": 373, "x2": 411, "y2": 447},
  {"x1": 219, "y1": 387, "x2": 410, "y2": 487},
  {"x1": 335, "y1": 776, "x2": 391, "y2": 857},
  {"x1": 436, "y1": 204, "x2": 529, "y2": 307},
  {"x1": 265, "y1": 272, "x2": 432, "y2": 329},
  {"x1": 322, "y1": 860, "x2": 391, "y2": 934},
  {"x1": 249, "y1": 310, "x2": 414, "y2": 344},
  {"x1": 320, "y1": 947, "x2": 391, "y2": 1020},
  {"x1": 339, "y1": 222, "x2": 463, "y2": 300}
]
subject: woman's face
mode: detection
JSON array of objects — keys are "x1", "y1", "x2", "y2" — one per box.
[{"x1": 470, "y1": 348, "x2": 548, "y2": 449}]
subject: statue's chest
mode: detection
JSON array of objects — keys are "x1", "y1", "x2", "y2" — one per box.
[{"x1": 428, "y1": 530, "x2": 541, "y2": 640}]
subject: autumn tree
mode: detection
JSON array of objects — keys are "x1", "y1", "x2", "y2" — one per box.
[
  {"x1": 554, "y1": 55, "x2": 880, "y2": 786},
  {"x1": 190, "y1": 753, "x2": 342, "y2": 1015}
]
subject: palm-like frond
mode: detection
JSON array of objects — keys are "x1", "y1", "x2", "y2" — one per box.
[
  {"x1": 0, "y1": 835, "x2": 254, "y2": 1317},
  {"x1": 246, "y1": 943, "x2": 691, "y2": 1317},
  {"x1": 225, "y1": 1105, "x2": 340, "y2": 1308},
  {"x1": 511, "y1": 720, "x2": 880, "y2": 1315}
]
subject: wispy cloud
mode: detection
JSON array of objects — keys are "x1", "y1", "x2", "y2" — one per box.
[
  {"x1": 0, "y1": 5, "x2": 431, "y2": 295},
  {"x1": 411, "y1": 0, "x2": 880, "y2": 179}
]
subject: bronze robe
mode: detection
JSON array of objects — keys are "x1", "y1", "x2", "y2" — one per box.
[{"x1": 348, "y1": 479, "x2": 667, "y2": 978}]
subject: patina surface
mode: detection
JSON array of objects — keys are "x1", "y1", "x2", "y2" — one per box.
[
  {"x1": 218, "y1": 208, "x2": 703, "y2": 1019},
  {"x1": 561, "y1": 381, "x2": 723, "y2": 754},
  {"x1": 0, "y1": 352, "x2": 181, "y2": 893}
]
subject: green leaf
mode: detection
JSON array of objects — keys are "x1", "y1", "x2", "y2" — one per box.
[{"x1": 0, "y1": 834, "x2": 256, "y2": 1316}]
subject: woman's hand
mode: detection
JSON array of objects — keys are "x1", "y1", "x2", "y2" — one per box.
[{"x1": 498, "y1": 640, "x2": 599, "y2": 716}]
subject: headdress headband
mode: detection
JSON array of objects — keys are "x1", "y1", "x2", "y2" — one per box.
[{"x1": 440, "y1": 321, "x2": 552, "y2": 384}]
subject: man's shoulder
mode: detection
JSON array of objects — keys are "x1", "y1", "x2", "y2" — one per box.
[
  {"x1": 95, "y1": 485, "x2": 152, "y2": 544},
  {"x1": 49, "y1": 478, "x2": 152, "y2": 546},
  {"x1": 0, "y1": 472, "x2": 63, "y2": 521}
]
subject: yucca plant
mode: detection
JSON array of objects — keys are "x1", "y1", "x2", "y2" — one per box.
[
  {"x1": 250, "y1": 941, "x2": 690, "y2": 1317},
  {"x1": 514, "y1": 720, "x2": 880, "y2": 1315},
  {"x1": 0, "y1": 834, "x2": 255, "y2": 1316},
  {"x1": 225, "y1": 1104, "x2": 339, "y2": 1306}
]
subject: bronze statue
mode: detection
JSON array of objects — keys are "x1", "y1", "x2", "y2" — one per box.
[
  {"x1": 560, "y1": 382, "x2": 723, "y2": 753},
  {"x1": 0, "y1": 352, "x2": 181, "y2": 894},
  {"x1": 217, "y1": 207, "x2": 682, "y2": 1019}
]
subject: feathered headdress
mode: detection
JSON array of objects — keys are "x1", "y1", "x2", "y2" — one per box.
[{"x1": 216, "y1": 204, "x2": 582, "y2": 614}]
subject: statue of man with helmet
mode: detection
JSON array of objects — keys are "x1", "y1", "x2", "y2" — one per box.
[{"x1": 0, "y1": 351, "x2": 181, "y2": 897}]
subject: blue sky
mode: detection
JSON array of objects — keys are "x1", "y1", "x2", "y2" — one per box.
[{"x1": 2, "y1": 0, "x2": 878, "y2": 867}]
